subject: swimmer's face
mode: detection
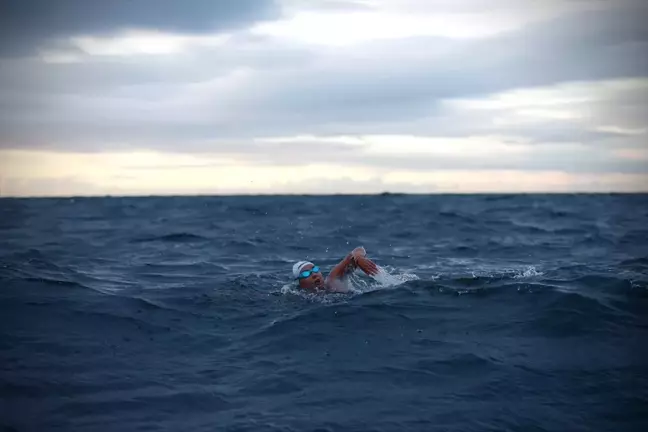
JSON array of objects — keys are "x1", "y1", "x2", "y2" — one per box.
[{"x1": 298, "y1": 263, "x2": 325, "y2": 289}]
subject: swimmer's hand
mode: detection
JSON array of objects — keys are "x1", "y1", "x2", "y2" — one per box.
[
  {"x1": 351, "y1": 246, "x2": 367, "y2": 259},
  {"x1": 351, "y1": 246, "x2": 380, "y2": 276},
  {"x1": 356, "y1": 256, "x2": 380, "y2": 276}
]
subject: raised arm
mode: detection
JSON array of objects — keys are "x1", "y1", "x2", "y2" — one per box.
[
  {"x1": 327, "y1": 252, "x2": 357, "y2": 282},
  {"x1": 326, "y1": 247, "x2": 380, "y2": 289}
]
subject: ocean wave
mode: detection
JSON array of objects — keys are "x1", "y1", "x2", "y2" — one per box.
[
  {"x1": 518, "y1": 291, "x2": 628, "y2": 338},
  {"x1": 20, "y1": 276, "x2": 90, "y2": 290},
  {"x1": 130, "y1": 232, "x2": 209, "y2": 243},
  {"x1": 619, "y1": 256, "x2": 648, "y2": 268},
  {"x1": 3, "y1": 194, "x2": 647, "y2": 432}
]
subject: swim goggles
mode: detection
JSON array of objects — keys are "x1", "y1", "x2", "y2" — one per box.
[{"x1": 296, "y1": 266, "x2": 320, "y2": 279}]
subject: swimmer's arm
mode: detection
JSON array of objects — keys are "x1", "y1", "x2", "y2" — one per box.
[
  {"x1": 325, "y1": 248, "x2": 380, "y2": 287},
  {"x1": 326, "y1": 253, "x2": 357, "y2": 283},
  {"x1": 326, "y1": 277, "x2": 350, "y2": 293}
]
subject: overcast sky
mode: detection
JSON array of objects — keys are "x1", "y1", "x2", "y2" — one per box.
[{"x1": 1, "y1": 0, "x2": 647, "y2": 196}]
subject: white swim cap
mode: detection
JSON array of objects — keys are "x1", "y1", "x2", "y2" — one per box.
[{"x1": 292, "y1": 260, "x2": 313, "y2": 278}]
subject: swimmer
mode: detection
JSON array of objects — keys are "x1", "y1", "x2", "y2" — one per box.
[{"x1": 292, "y1": 246, "x2": 380, "y2": 293}]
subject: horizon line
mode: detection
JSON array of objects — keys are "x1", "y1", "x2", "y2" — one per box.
[{"x1": 1, "y1": 191, "x2": 647, "y2": 199}]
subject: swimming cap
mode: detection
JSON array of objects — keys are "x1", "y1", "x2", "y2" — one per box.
[{"x1": 292, "y1": 261, "x2": 313, "y2": 278}]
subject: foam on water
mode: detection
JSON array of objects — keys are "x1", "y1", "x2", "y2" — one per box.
[
  {"x1": 346, "y1": 265, "x2": 419, "y2": 293},
  {"x1": 513, "y1": 265, "x2": 543, "y2": 278}
]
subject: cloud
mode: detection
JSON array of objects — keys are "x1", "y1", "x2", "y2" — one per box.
[
  {"x1": 3, "y1": 77, "x2": 646, "y2": 173},
  {"x1": 0, "y1": 0, "x2": 278, "y2": 56},
  {"x1": 2, "y1": 0, "x2": 646, "y2": 146},
  {"x1": 0, "y1": 0, "x2": 647, "y2": 195}
]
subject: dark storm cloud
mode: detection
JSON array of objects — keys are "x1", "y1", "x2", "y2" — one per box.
[{"x1": 0, "y1": 0, "x2": 278, "y2": 56}]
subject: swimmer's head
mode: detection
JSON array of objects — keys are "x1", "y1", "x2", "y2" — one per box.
[{"x1": 293, "y1": 260, "x2": 324, "y2": 289}]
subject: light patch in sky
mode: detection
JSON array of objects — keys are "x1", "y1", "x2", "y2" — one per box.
[
  {"x1": 250, "y1": 10, "x2": 514, "y2": 45},
  {"x1": 265, "y1": 0, "x2": 614, "y2": 45},
  {"x1": 1, "y1": 149, "x2": 647, "y2": 197},
  {"x1": 0, "y1": 150, "x2": 374, "y2": 196},
  {"x1": 254, "y1": 135, "x2": 366, "y2": 146},
  {"x1": 448, "y1": 82, "x2": 595, "y2": 110},
  {"x1": 40, "y1": 30, "x2": 231, "y2": 61},
  {"x1": 596, "y1": 126, "x2": 648, "y2": 136},
  {"x1": 358, "y1": 135, "x2": 530, "y2": 156},
  {"x1": 614, "y1": 148, "x2": 648, "y2": 161},
  {"x1": 444, "y1": 78, "x2": 648, "y2": 130}
]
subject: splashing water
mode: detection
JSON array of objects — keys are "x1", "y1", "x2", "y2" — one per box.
[
  {"x1": 513, "y1": 265, "x2": 543, "y2": 279},
  {"x1": 346, "y1": 265, "x2": 419, "y2": 294}
]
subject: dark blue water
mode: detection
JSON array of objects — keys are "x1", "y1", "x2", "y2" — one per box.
[{"x1": 1, "y1": 194, "x2": 647, "y2": 432}]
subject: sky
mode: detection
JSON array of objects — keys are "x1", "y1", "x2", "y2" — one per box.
[{"x1": 0, "y1": 0, "x2": 647, "y2": 196}]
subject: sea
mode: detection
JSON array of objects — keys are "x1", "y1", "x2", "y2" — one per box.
[{"x1": 1, "y1": 194, "x2": 647, "y2": 432}]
